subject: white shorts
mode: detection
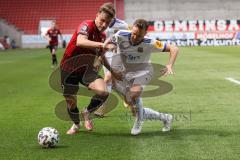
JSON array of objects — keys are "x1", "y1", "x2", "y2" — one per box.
[
  {"x1": 103, "y1": 51, "x2": 124, "y2": 74},
  {"x1": 113, "y1": 70, "x2": 153, "y2": 96}
]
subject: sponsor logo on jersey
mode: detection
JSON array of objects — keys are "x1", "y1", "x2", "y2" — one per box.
[{"x1": 127, "y1": 55, "x2": 140, "y2": 62}]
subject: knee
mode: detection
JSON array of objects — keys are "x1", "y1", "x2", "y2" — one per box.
[
  {"x1": 129, "y1": 90, "x2": 141, "y2": 101},
  {"x1": 98, "y1": 91, "x2": 109, "y2": 99},
  {"x1": 94, "y1": 86, "x2": 109, "y2": 97},
  {"x1": 64, "y1": 95, "x2": 77, "y2": 109},
  {"x1": 130, "y1": 93, "x2": 139, "y2": 101},
  {"x1": 130, "y1": 86, "x2": 142, "y2": 101},
  {"x1": 104, "y1": 73, "x2": 112, "y2": 82}
]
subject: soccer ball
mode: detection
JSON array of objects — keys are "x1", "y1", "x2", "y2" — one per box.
[{"x1": 37, "y1": 127, "x2": 59, "y2": 148}]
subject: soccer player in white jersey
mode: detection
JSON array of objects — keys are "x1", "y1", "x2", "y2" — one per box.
[
  {"x1": 94, "y1": 18, "x2": 129, "y2": 117},
  {"x1": 107, "y1": 19, "x2": 179, "y2": 135}
]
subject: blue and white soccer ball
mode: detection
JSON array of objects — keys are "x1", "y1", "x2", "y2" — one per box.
[{"x1": 38, "y1": 127, "x2": 59, "y2": 148}]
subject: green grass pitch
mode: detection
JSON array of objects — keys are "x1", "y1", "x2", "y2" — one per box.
[{"x1": 0, "y1": 46, "x2": 240, "y2": 160}]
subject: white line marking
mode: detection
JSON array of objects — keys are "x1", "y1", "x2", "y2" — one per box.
[{"x1": 225, "y1": 77, "x2": 240, "y2": 85}]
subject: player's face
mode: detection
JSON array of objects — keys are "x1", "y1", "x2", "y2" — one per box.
[
  {"x1": 130, "y1": 26, "x2": 147, "y2": 45},
  {"x1": 51, "y1": 23, "x2": 56, "y2": 29},
  {"x1": 95, "y1": 12, "x2": 113, "y2": 32}
]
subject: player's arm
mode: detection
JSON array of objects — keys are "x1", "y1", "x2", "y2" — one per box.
[
  {"x1": 100, "y1": 48, "x2": 123, "y2": 81},
  {"x1": 77, "y1": 34, "x2": 116, "y2": 51},
  {"x1": 153, "y1": 40, "x2": 179, "y2": 76},
  {"x1": 76, "y1": 34, "x2": 104, "y2": 48},
  {"x1": 58, "y1": 30, "x2": 63, "y2": 42},
  {"x1": 75, "y1": 22, "x2": 105, "y2": 49},
  {"x1": 163, "y1": 43, "x2": 179, "y2": 76},
  {"x1": 43, "y1": 31, "x2": 51, "y2": 42},
  {"x1": 99, "y1": 33, "x2": 119, "y2": 71},
  {"x1": 93, "y1": 40, "x2": 116, "y2": 72}
]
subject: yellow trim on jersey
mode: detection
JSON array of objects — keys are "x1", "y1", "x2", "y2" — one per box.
[{"x1": 153, "y1": 40, "x2": 164, "y2": 50}]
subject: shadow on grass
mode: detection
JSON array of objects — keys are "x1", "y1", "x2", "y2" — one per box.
[
  {"x1": 74, "y1": 128, "x2": 238, "y2": 140},
  {"x1": 33, "y1": 145, "x2": 70, "y2": 150}
]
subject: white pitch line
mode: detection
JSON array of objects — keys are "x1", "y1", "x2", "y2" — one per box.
[{"x1": 225, "y1": 77, "x2": 240, "y2": 85}]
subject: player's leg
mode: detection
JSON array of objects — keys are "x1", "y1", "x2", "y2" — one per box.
[
  {"x1": 129, "y1": 84, "x2": 173, "y2": 134},
  {"x1": 93, "y1": 52, "x2": 113, "y2": 117},
  {"x1": 51, "y1": 46, "x2": 58, "y2": 66},
  {"x1": 83, "y1": 77, "x2": 109, "y2": 130},
  {"x1": 93, "y1": 68, "x2": 112, "y2": 117},
  {"x1": 49, "y1": 46, "x2": 54, "y2": 68},
  {"x1": 129, "y1": 84, "x2": 145, "y2": 135},
  {"x1": 64, "y1": 95, "x2": 81, "y2": 134},
  {"x1": 61, "y1": 71, "x2": 81, "y2": 134},
  {"x1": 142, "y1": 107, "x2": 173, "y2": 132},
  {"x1": 133, "y1": 72, "x2": 173, "y2": 132},
  {"x1": 104, "y1": 68, "x2": 112, "y2": 92}
]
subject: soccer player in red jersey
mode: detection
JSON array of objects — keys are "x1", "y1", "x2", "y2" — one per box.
[
  {"x1": 44, "y1": 22, "x2": 62, "y2": 68},
  {"x1": 60, "y1": 3, "x2": 120, "y2": 134}
]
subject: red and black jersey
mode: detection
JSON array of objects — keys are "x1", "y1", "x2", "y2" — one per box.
[
  {"x1": 60, "y1": 20, "x2": 106, "y2": 73},
  {"x1": 46, "y1": 28, "x2": 61, "y2": 46}
]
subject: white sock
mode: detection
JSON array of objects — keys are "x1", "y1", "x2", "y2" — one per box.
[
  {"x1": 107, "y1": 84, "x2": 112, "y2": 92},
  {"x1": 143, "y1": 107, "x2": 168, "y2": 121},
  {"x1": 135, "y1": 98, "x2": 144, "y2": 121}
]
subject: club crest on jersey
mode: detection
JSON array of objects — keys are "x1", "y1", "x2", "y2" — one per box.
[
  {"x1": 80, "y1": 25, "x2": 88, "y2": 34},
  {"x1": 138, "y1": 47, "x2": 143, "y2": 52}
]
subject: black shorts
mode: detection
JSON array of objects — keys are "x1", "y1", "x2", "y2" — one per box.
[
  {"x1": 49, "y1": 45, "x2": 58, "y2": 53},
  {"x1": 61, "y1": 69, "x2": 102, "y2": 96}
]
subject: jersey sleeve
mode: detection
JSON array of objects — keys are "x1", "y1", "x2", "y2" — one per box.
[
  {"x1": 110, "y1": 31, "x2": 120, "y2": 44},
  {"x1": 77, "y1": 22, "x2": 91, "y2": 37},
  {"x1": 151, "y1": 39, "x2": 167, "y2": 52}
]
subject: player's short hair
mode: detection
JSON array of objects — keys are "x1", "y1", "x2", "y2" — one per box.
[
  {"x1": 98, "y1": 2, "x2": 115, "y2": 19},
  {"x1": 133, "y1": 19, "x2": 149, "y2": 31}
]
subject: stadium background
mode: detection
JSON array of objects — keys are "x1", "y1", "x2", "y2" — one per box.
[
  {"x1": 0, "y1": 0, "x2": 240, "y2": 160},
  {"x1": 1, "y1": 0, "x2": 240, "y2": 48}
]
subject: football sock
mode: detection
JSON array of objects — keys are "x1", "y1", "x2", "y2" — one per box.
[
  {"x1": 52, "y1": 54, "x2": 57, "y2": 65},
  {"x1": 67, "y1": 106, "x2": 80, "y2": 125},
  {"x1": 107, "y1": 83, "x2": 112, "y2": 92},
  {"x1": 135, "y1": 97, "x2": 144, "y2": 121},
  {"x1": 143, "y1": 107, "x2": 168, "y2": 121},
  {"x1": 135, "y1": 97, "x2": 168, "y2": 121},
  {"x1": 87, "y1": 93, "x2": 109, "y2": 113}
]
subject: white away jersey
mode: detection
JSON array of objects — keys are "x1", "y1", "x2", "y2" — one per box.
[
  {"x1": 111, "y1": 30, "x2": 167, "y2": 72},
  {"x1": 104, "y1": 18, "x2": 128, "y2": 66},
  {"x1": 105, "y1": 18, "x2": 128, "y2": 38}
]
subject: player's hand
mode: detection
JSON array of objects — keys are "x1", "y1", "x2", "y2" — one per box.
[
  {"x1": 104, "y1": 43, "x2": 117, "y2": 52},
  {"x1": 160, "y1": 64, "x2": 174, "y2": 76},
  {"x1": 47, "y1": 37, "x2": 51, "y2": 42}
]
